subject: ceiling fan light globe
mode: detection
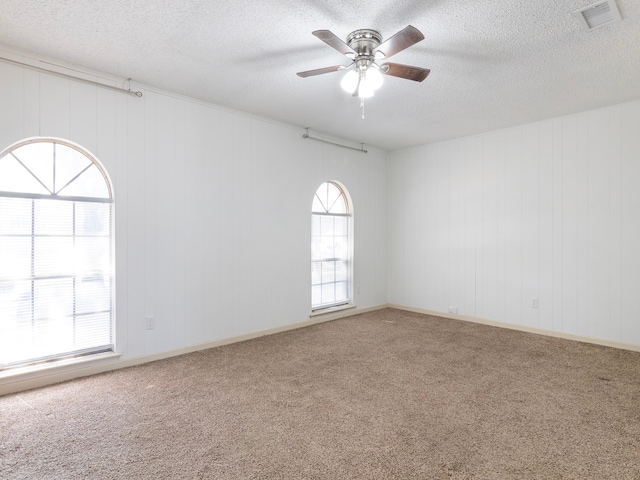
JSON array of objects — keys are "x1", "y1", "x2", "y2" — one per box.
[
  {"x1": 366, "y1": 67, "x2": 384, "y2": 90},
  {"x1": 340, "y1": 70, "x2": 359, "y2": 94},
  {"x1": 358, "y1": 80, "x2": 375, "y2": 98}
]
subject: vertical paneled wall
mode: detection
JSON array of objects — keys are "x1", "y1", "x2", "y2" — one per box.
[
  {"x1": 388, "y1": 100, "x2": 640, "y2": 346},
  {"x1": 0, "y1": 51, "x2": 388, "y2": 361}
]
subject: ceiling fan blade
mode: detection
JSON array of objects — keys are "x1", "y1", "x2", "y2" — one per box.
[
  {"x1": 374, "y1": 25, "x2": 424, "y2": 59},
  {"x1": 312, "y1": 30, "x2": 357, "y2": 57},
  {"x1": 380, "y1": 63, "x2": 430, "y2": 82},
  {"x1": 297, "y1": 65, "x2": 345, "y2": 78}
]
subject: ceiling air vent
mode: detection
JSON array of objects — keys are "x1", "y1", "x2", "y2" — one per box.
[{"x1": 574, "y1": 0, "x2": 622, "y2": 30}]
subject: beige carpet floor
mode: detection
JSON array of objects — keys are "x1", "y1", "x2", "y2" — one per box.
[{"x1": 1, "y1": 308, "x2": 639, "y2": 479}]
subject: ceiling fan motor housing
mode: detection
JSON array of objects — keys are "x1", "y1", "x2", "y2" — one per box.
[{"x1": 346, "y1": 29, "x2": 382, "y2": 57}]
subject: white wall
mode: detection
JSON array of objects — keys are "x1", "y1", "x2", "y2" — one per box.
[
  {"x1": 388, "y1": 100, "x2": 640, "y2": 346},
  {"x1": 0, "y1": 50, "x2": 388, "y2": 362}
]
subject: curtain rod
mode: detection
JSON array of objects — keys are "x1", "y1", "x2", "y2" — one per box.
[
  {"x1": 0, "y1": 55, "x2": 143, "y2": 97},
  {"x1": 302, "y1": 128, "x2": 367, "y2": 154}
]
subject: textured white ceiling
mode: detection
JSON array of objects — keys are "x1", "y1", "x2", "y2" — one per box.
[{"x1": 0, "y1": 0, "x2": 639, "y2": 151}]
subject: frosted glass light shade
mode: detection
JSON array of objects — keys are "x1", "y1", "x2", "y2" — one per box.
[
  {"x1": 358, "y1": 79, "x2": 374, "y2": 98},
  {"x1": 340, "y1": 65, "x2": 383, "y2": 98},
  {"x1": 366, "y1": 67, "x2": 384, "y2": 90},
  {"x1": 340, "y1": 70, "x2": 359, "y2": 94}
]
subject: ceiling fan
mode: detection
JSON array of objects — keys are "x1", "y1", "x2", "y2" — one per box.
[{"x1": 297, "y1": 25, "x2": 430, "y2": 100}]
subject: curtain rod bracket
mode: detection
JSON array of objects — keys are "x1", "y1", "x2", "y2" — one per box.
[{"x1": 126, "y1": 77, "x2": 143, "y2": 97}]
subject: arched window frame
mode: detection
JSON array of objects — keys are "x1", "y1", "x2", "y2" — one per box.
[
  {"x1": 311, "y1": 181, "x2": 354, "y2": 312},
  {"x1": 0, "y1": 137, "x2": 114, "y2": 370}
]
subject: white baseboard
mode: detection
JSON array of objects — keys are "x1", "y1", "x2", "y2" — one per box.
[
  {"x1": 7, "y1": 302, "x2": 635, "y2": 397},
  {"x1": 388, "y1": 303, "x2": 640, "y2": 353},
  {"x1": 0, "y1": 304, "x2": 387, "y2": 396}
]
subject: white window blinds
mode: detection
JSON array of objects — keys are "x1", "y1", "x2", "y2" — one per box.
[{"x1": 311, "y1": 182, "x2": 352, "y2": 311}]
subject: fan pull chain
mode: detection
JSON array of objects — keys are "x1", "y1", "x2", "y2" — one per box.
[{"x1": 361, "y1": 98, "x2": 365, "y2": 120}]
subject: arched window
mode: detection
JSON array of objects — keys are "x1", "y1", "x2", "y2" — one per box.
[
  {"x1": 0, "y1": 138, "x2": 114, "y2": 369},
  {"x1": 311, "y1": 181, "x2": 352, "y2": 311}
]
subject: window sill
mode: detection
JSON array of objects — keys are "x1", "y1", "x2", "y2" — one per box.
[
  {"x1": 310, "y1": 303, "x2": 356, "y2": 317},
  {"x1": 0, "y1": 351, "x2": 121, "y2": 385}
]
